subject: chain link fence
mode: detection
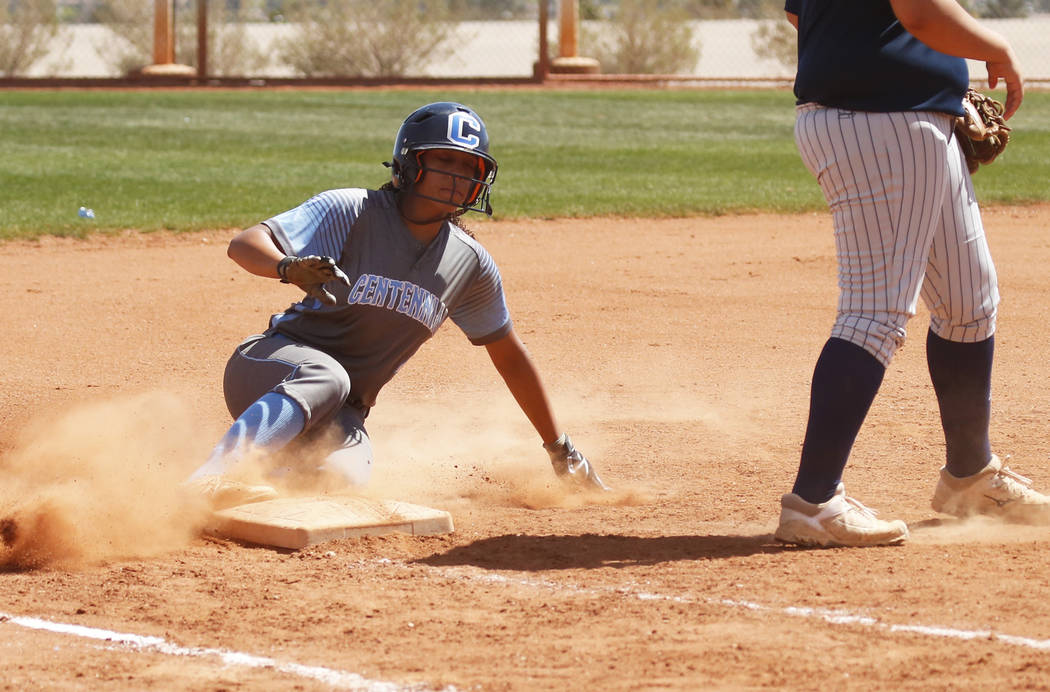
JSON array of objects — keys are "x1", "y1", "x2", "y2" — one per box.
[{"x1": 4, "y1": 1, "x2": 1049, "y2": 84}]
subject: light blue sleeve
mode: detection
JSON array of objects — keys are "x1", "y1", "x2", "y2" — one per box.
[
  {"x1": 450, "y1": 240, "x2": 513, "y2": 345},
  {"x1": 263, "y1": 189, "x2": 369, "y2": 259}
]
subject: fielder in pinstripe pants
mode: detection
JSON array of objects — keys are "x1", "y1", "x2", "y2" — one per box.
[{"x1": 775, "y1": 0, "x2": 1050, "y2": 547}]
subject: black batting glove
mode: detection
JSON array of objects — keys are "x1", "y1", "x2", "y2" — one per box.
[{"x1": 277, "y1": 255, "x2": 351, "y2": 306}]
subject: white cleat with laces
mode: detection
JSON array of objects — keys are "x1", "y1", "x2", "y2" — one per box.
[
  {"x1": 183, "y1": 475, "x2": 278, "y2": 511},
  {"x1": 932, "y1": 454, "x2": 1050, "y2": 524},
  {"x1": 775, "y1": 483, "x2": 908, "y2": 548}
]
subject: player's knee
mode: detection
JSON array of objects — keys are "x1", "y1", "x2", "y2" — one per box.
[
  {"x1": 297, "y1": 361, "x2": 352, "y2": 401},
  {"x1": 832, "y1": 316, "x2": 907, "y2": 368},
  {"x1": 332, "y1": 370, "x2": 352, "y2": 404},
  {"x1": 929, "y1": 312, "x2": 996, "y2": 343},
  {"x1": 277, "y1": 362, "x2": 352, "y2": 431}
]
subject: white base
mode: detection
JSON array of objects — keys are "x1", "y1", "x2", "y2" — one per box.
[{"x1": 208, "y1": 496, "x2": 454, "y2": 549}]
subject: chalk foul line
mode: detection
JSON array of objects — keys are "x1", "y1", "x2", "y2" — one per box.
[
  {"x1": 4, "y1": 555, "x2": 1048, "y2": 692},
  {"x1": 0, "y1": 611, "x2": 454, "y2": 691},
  {"x1": 420, "y1": 562, "x2": 1050, "y2": 653}
]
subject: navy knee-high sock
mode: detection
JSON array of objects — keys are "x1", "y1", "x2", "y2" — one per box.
[
  {"x1": 926, "y1": 329, "x2": 993, "y2": 478},
  {"x1": 791, "y1": 338, "x2": 886, "y2": 504}
]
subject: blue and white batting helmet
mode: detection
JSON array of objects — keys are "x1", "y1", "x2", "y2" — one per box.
[{"x1": 387, "y1": 102, "x2": 498, "y2": 215}]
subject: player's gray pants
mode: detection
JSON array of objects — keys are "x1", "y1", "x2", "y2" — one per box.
[
  {"x1": 223, "y1": 332, "x2": 373, "y2": 485},
  {"x1": 794, "y1": 104, "x2": 998, "y2": 367}
]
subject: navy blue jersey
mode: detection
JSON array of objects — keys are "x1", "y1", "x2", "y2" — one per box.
[{"x1": 785, "y1": 0, "x2": 968, "y2": 115}]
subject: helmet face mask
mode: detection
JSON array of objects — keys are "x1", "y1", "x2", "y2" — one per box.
[
  {"x1": 408, "y1": 148, "x2": 495, "y2": 211},
  {"x1": 388, "y1": 102, "x2": 498, "y2": 217}
]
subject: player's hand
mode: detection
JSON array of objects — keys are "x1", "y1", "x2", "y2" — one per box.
[
  {"x1": 544, "y1": 433, "x2": 611, "y2": 492},
  {"x1": 986, "y1": 45, "x2": 1023, "y2": 120},
  {"x1": 277, "y1": 255, "x2": 351, "y2": 306}
]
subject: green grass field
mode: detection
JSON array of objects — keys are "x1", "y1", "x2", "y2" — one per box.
[{"x1": 1, "y1": 88, "x2": 1048, "y2": 239}]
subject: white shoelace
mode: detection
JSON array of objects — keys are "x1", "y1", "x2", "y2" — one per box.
[
  {"x1": 842, "y1": 495, "x2": 879, "y2": 519},
  {"x1": 993, "y1": 465, "x2": 1034, "y2": 493}
]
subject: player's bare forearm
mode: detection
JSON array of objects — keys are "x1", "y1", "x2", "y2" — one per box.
[
  {"x1": 891, "y1": 0, "x2": 1001, "y2": 51},
  {"x1": 484, "y1": 330, "x2": 560, "y2": 445},
  {"x1": 890, "y1": 0, "x2": 1022, "y2": 116},
  {"x1": 228, "y1": 224, "x2": 286, "y2": 278}
]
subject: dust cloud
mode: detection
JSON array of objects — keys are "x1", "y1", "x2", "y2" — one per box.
[
  {"x1": 358, "y1": 394, "x2": 649, "y2": 511},
  {"x1": 0, "y1": 391, "x2": 211, "y2": 570},
  {"x1": 0, "y1": 384, "x2": 656, "y2": 570},
  {"x1": 908, "y1": 515, "x2": 1050, "y2": 545}
]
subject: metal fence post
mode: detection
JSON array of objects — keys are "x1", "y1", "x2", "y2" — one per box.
[
  {"x1": 550, "y1": 0, "x2": 599, "y2": 74},
  {"x1": 197, "y1": 0, "x2": 208, "y2": 79},
  {"x1": 535, "y1": 0, "x2": 550, "y2": 79},
  {"x1": 153, "y1": 0, "x2": 174, "y2": 65}
]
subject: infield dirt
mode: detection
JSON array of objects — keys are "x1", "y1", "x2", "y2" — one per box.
[{"x1": 3, "y1": 207, "x2": 1050, "y2": 690}]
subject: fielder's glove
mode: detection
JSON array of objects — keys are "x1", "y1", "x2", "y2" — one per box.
[
  {"x1": 544, "y1": 433, "x2": 611, "y2": 492},
  {"x1": 955, "y1": 88, "x2": 1011, "y2": 175},
  {"x1": 277, "y1": 255, "x2": 351, "y2": 306}
]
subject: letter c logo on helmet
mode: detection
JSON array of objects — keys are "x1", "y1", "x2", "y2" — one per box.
[
  {"x1": 387, "y1": 102, "x2": 498, "y2": 216},
  {"x1": 447, "y1": 113, "x2": 482, "y2": 149}
]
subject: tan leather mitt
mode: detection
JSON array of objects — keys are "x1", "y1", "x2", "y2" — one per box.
[{"x1": 955, "y1": 88, "x2": 1011, "y2": 175}]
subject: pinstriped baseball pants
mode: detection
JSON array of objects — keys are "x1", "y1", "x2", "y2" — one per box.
[{"x1": 794, "y1": 103, "x2": 998, "y2": 367}]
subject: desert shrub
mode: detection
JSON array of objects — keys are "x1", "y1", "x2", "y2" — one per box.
[
  {"x1": 750, "y1": 19, "x2": 796, "y2": 71},
  {"x1": 967, "y1": 0, "x2": 1032, "y2": 17},
  {"x1": 278, "y1": 0, "x2": 458, "y2": 78},
  {"x1": 94, "y1": 0, "x2": 269, "y2": 77},
  {"x1": 643, "y1": 0, "x2": 779, "y2": 18},
  {"x1": 175, "y1": 1, "x2": 269, "y2": 76},
  {"x1": 93, "y1": 0, "x2": 153, "y2": 75},
  {"x1": 583, "y1": 0, "x2": 699, "y2": 74},
  {"x1": 730, "y1": 0, "x2": 788, "y2": 17},
  {"x1": 449, "y1": 0, "x2": 534, "y2": 19},
  {"x1": 584, "y1": 0, "x2": 796, "y2": 19},
  {"x1": 0, "y1": 0, "x2": 63, "y2": 77}
]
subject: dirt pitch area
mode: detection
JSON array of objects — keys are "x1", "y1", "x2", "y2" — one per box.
[{"x1": 3, "y1": 206, "x2": 1050, "y2": 690}]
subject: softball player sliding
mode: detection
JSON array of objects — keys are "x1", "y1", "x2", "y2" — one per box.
[
  {"x1": 776, "y1": 0, "x2": 1050, "y2": 547},
  {"x1": 185, "y1": 102, "x2": 609, "y2": 509}
]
